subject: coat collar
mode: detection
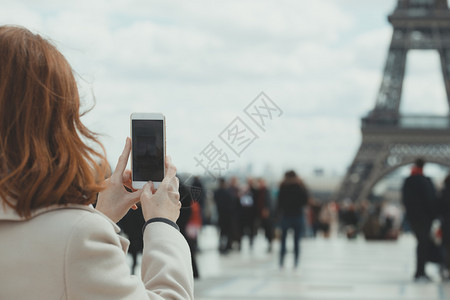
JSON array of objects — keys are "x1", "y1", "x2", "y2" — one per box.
[{"x1": 0, "y1": 202, "x2": 121, "y2": 233}]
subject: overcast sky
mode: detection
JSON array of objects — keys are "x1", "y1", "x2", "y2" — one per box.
[{"x1": 1, "y1": 0, "x2": 449, "y2": 181}]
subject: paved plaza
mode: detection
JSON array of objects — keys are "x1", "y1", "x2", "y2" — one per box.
[{"x1": 192, "y1": 226, "x2": 450, "y2": 300}]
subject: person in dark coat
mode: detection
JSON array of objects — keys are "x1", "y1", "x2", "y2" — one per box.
[
  {"x1": 117, "y1": 205, "x2": 145, "y2": 274},
  {"x1": 402, "y1": 158, "x2": 438, "y2": 281},
  {"x1": 340, "y1": 202, "x2": 359, "y2": 239},
  {"x1": 277, "y1": 170, "x2": 309, "y2": 268},
  {"x1": 228, "y1": 176, "x2": 243, "y2": 250},
  {"x1": 214, "y1": 178, "x2": 234, "y2": 253},
  {"x1": 238, "y1": 178, "x2": 258, "y2": 249},
  {"x1": 255, "y1": 178, "x2": 274, "y2": 252}
]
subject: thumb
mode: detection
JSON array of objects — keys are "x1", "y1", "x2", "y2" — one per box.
[
  {"x1": 126, "y1": 189, "x2": 143, "y2": 206},
  {"x1": 142, "y1": 181, "x2": 155, "y2": 198}
]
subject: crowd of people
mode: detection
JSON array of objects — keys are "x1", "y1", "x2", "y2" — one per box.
[
  {"x1": 209, "y1": 174, "x2": 402, "y2": 245},
  {"x1": 213, "y1": 176, "x2": 274, "y2": 254},
  {"x1": 114, "y1": 156, "x2": 450, "y2": 284},
  {"x1": 149, "y1": 157, "x2": 450, "y2": 281},
  {"x1": 211, "y1": 171, "x2": 312, "y2": 269}
]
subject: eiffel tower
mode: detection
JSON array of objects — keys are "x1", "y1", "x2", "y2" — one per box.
[{"x1": 334, "y1": 0, "x2": 450, "y2": 203}]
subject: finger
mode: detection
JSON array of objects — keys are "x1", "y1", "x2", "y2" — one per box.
[
  {"x1": 125, "y1": 189, "x2": 143, "y2": 204},
  {"x1": 163, "y1": 160, "x2": 177, "y2": 181},
  {"x1": 142, "y1": 181, "x2": 155, "y2": 198},
  {"x1": 122, "y1": 169, "x2": 132, "y2": 183},
  {"x1": 165, "y1": 155, "x2": 172, "y2": 169},
  {"x1": 122, "y1": 170, "x2": 137, "y2": 192},
  {"x1": 166, "y1": 176, "x2": 179, "y2": 192},
  {"x1": 168, "y1": 191, "x2": 180, "y2": 204},
  {"x1": 112, "y1": 138, "x2": 131, "y2": 181}
]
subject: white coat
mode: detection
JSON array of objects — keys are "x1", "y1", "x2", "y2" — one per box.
[{"x1": 0, "y1": 203, "x2": 194, "y2": 299}]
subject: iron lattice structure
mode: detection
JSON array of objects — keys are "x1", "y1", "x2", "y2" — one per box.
[{"x1": 334, "y1": 0, "x2": 450, "y2": 203}]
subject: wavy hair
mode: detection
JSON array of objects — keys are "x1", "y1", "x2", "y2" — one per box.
[{"x1": 0, "y1": 26, "x2": 108, "y2": 218}]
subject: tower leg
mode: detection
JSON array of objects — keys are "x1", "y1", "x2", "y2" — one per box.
[{"x1": 439, "y1": 48, "x2": 450, "y2": 108}]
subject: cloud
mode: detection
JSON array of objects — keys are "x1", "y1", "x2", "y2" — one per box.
[{"x1": 0, "y1": 0, "x2": 402, "y2": 179}]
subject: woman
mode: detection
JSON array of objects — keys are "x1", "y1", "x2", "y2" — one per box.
[
  {"x1": 277, "y1": 170, "x2": 309, "y2": 268},
  {"x1": 0, "y1": 25, "x2": 193, "y2": 299}
]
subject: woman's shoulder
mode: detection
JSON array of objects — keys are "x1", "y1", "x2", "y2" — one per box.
[
  {"x1": 49, "y1": 204, "x2": 120, "y2": 231},
  {"x1": 22, "y1": 204, "x2": 122, "y2": 239},
  {"x1": 39, "y1": 205, "x2": 129, "y2": 254}
]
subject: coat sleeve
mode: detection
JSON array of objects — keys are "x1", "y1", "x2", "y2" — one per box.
[
  {"x1": 141, "y1": 222, "x2": 194, "y2": 299},
  {"x1": 64, "y1": 213, "x2": 194, "y2": 300}
]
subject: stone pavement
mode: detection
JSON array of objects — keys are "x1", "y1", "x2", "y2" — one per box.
[{"x1": 193, "y1": 226, "x2": 450, "y2": 300}]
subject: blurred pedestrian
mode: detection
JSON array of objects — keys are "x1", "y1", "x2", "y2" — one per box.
[
  {"x1": 255, "y1": 178, "x2": 275, "y2": 252},
  {"x1": 239, "y1": 178, "x2": 257, "y2": 249},
  {"x1": 379, "y1": 201, "x2": 402, "y2": 240},
  {"x1": 228, "y1": 176, "x2": 243, "y2": 250},
  {"x1": 340, "y1": 201, "x2": 359, "y2": 239},
  {"x1": 277, "y1": 170, "x2": 309, "y2": 268},
  {"x1": 192, "y1": 176, "x2": 208, "y2": 225},
  {"x1": 117, "y1": 204, "x2": 145, "y2": 274},
  {"x1": 318, "y1": 201, "x2": 332, "y2": 238},
  {"x1": 402, "y1": 158, "x2": 438, "y2": 281},
  {"x1": 214, "y1": 178, "x2": 234, "y2": 253},
  {"x1": 177, "y1": 180, "x2": 200, "y2": 279},
  {"x1": 308, "y1": 199, "x2": 322, "y2": 237}
]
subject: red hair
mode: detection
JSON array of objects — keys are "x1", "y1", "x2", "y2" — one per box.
[{"x1": 0, "y1": 25, "x2": 108, "y2": 218}]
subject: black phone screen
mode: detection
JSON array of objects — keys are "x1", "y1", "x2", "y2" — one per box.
[{"x1": 132, "y1": 119, "x2": 164, "y2": 182}]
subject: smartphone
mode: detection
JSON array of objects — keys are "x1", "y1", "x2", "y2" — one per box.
[{"x1": 131, "y1": 113, "x2": 166, "y2": 189}]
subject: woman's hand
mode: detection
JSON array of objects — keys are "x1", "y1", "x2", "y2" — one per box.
[
  {"x1": 141, "y1": 156, "x2": 181, "y2": 222},
  {"x1": 96, "y1": 138, "x2": 142, "y2": 223}
]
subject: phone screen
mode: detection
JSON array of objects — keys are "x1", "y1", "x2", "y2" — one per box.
[{"x1": 132, "y1": 119, "x2": 164, "y2": 182}]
